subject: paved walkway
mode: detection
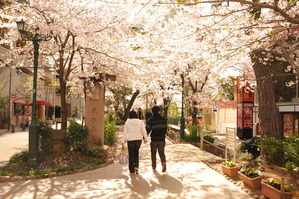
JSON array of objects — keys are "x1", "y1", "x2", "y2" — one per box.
[
  {"x1": 0, "y1": 128, "x2": 28, "y2": 167},
  {"x1": 0, "y1": 127, "x2": 252, "y2": 199}
]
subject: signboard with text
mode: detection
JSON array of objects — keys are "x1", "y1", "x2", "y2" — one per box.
[{"x1": 226, "y1": 127, "x2": 236, "y2": 162}]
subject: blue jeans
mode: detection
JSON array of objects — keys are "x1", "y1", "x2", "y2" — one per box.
[
  {"x1": 150, "y1": 141, "x2": 166, "y2": 169},
  {"x1": 127, "y1": 140, "x2": 142, "y2": 173}
]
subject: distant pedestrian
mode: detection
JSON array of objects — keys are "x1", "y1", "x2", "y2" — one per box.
[
  {"x1": 122, "y1": 110, "x2": 148, "y2": 174},
  {"x1": 137, "y1": 108, "x2": 143, "y2": 120},
  {"x1": 145, "y1": 109, "x2": 153, "y2": 135},
  {"x1": 147, "y1": 106, "x2": 167, "y2": 172}
]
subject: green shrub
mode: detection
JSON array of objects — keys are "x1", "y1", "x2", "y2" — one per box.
[
  {"x1": 9, "y1": 151, "x2": 29, "y2": 164},
  {"x1": 283, "y1": 134, "x2": 299, "y2": 168},
  {"x1": 80, "y1": 148, "x2": 104, "y2": 158},
  {"x1": 203, "y1": 135, "x2": 215, "y2": 143},
  {"x1": 38, "y1": 120, "x2": 53, "y2": 154},
  {"x1": 65, "y1": 121, "x2": 89, "y2": 151},
  {"x1": 260, "y1": 137, "x2": 284, "y2": 164},
  {"x1": 285, "y1": 161, "x2": 296, "y2": 173},
  {"x1": 104, "y1": 114, "x2": 116, "y2": 145},
  {"x1": 239, "y1": 152, "x2": 254, "y2": 161},
  {"x1": 186, "y1": 124, "x2": 200, "y2": 135},
  {"x1": 184, "y1": 124, "x2": 200, "y2": 142}
]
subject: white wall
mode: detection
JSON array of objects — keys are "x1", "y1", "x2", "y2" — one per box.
[{"x1": 215, "y1": 108, "x2": 237, "y2": 134}]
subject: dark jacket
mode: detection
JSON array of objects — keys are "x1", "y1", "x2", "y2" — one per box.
[
  {"x1": 148, "y1": 114, "x2": 167, "y2": 141},
  {"x1": 145, "y1": 112, "x2": 153, "y2": 123}
]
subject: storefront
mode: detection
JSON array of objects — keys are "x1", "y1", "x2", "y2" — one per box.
[
  {"x1": 12, "y1": 99, "x2": 28, "y2": 125},
  {"x1": 279, "y1": 104, "x2": 299, "y2": 136}
]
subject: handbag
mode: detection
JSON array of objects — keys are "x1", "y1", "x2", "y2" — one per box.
[{"x1": 119, "y1": 148, "x2": 128, "y2": 165}]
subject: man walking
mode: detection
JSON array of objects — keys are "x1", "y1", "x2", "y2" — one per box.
[{"x1": 148, "y1": 106, "x2": 167, "y2": 172}]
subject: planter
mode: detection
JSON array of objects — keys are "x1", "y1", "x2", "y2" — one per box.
[
  {"x1": 262, "y1": 182, "x2": 294, "y2": 199},
  {"x1": 238, "y1": 172, "x2": 262, "y2": 189},
  {"x1": 221, "y1": 165, "x2": 239, "y2": 177}
]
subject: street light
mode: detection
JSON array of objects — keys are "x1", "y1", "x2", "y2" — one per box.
[
  {"x1": 180, "y1": 73, "x2": 185, "y2": 139},
  {"x1": 7, "y1": 61, "x2": 12, "y2": 132},
  {"x1": 16, "y1": 19, "x2": 52, "y2": 162}
]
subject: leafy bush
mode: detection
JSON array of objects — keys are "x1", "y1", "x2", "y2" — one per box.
[
  {"x1": 285, "y1": 161, "x2": 296, "y2": 173},
  {"x1": 184, "y1": 124, "x2": 200, "y2": 142},
  {"x1": 80, "y1": 148, "x2": 104, "y2": 158},
  {"x1": 38, "y1": 120, "x2": 53, "y2": 154},
  {"x1": 203, "y1": 135, "x2": 215, "y2": 143},
  {"x1": 260, "y1": 137, "x2": 284, "y2": 164},
  {"x1": 283, "y1": 134, "x2": 299, "y2": 168},
  {"x1": 9, "y1": 151, "x2": 29, "y2": 164},
  {"x1": 65, "y1": 121, "x2": 89, "y2": 151},
  {"x1": 239, "y1": 152, "x2": 254, "y2": 161},
  {"x1": 186, "y1": 124, "x2": 200, "y2": 135},
  {"x1": 104, "y1": 113, "x2": 116, "y2": 145}
]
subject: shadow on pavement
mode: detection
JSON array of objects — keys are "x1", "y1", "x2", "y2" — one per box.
[
  {"x1": 125, "y1": 174, "x2": 155, "y2": 196},
  {"x1": 151, "y1": 171, "x2": 183, "y2": 194}
]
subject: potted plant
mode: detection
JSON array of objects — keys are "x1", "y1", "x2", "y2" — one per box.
[
  {"x1": 262, "y1": 178, "x2": 294, "y2": 199},
  {"x1": 221, "y1": 161, "x2": 239, "y2": 177},
  {"x1": 238, "y1": 167, "x2": 262, "y2": 189}
]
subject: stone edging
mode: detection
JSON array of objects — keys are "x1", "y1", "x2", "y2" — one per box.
[
  {"x1": 202, "y1": 160, "x2": 263, "y2": 199},
  {"x1": 0, "y1": 159, "x2": 115, "y2": 183}
]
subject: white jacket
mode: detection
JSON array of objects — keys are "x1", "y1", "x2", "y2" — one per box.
[{"x1": 122, "y1": 118, "x2": 148, "y2": 144}]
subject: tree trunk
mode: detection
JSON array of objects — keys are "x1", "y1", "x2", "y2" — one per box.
[
  {"x1": 60, "y1": 78, "x2": 68, "y2": 131},
  {"x1": 163, "y1": 97, "x2": 171, "y2": 120},
  {"x1": 191, "y1": 100, "x2": 198, "y2": 125},
  {"x1": 123, "y1": 90, "x2": 140, "y2": 121},
  {"x1": 251, "y1": 49, "x2": 284, "y2": 166},
  {"x1": 251, "y1": 50, "x2": 282, "y2": 139}
]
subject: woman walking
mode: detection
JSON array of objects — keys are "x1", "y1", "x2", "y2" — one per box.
[{"x1": 122, "y1": 110, "x2": 148, "y2": 174}]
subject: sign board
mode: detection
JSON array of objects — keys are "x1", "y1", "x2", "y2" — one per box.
[
  {"x1": 237, "y1": 77, "x2": 254, "y2": 103},
  {"x1": 11, "y1": 94, "x2": 16, "y2": 99},
  {"x1": 237, "y1": 103, "x2": 253, "y2": 129},
  {"x1": 225, "y1": 127, "x2": 236, "y2": 162}
]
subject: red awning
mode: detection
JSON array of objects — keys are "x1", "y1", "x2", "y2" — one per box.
[
  {"x1": 36, "y1": 100, "x2": 54, "y2": 107},
  {"x1": 13, "y1": 99, "x2": 27, "y2": 104}
]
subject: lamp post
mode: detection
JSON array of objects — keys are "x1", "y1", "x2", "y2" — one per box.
[
  {"x1": 180, "y1": 73, "x2": 185, "y2": 139},
  {"x1": 7, "y1": 61, "x2": 12, "y2": 132},
  {"x1": 16, "y1": 19, "x2": 52, "y2": 162}
]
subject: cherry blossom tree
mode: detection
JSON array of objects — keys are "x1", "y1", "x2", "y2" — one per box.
[{"x1": 0, "y1": 0, "x2": 146, "y2": 130}]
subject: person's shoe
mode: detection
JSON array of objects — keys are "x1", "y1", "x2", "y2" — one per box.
[
  {"x1": 135, "y1": 167, "x2": 139, "y2": 174},
  {"x1": 162, "y1": 163, "x2": 166, "y2": 173}
]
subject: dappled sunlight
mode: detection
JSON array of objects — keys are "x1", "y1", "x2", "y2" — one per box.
[{"x1": 0, "y1": 137, "x2": 252, "y2": 199}]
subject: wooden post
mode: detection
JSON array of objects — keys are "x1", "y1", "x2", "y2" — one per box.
[
  {"x1": 280, "y1": 177, "x2": 285, "y2": 199},
  {"x1": 200, "y1": 129, "x2": 204, "y2": 150}
]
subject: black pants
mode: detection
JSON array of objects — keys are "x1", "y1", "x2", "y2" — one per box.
[
  {"x1": 127, "y1": 140, "x2": 142, "y2": 173},
  {"x1": 150, "y1": 141, "x2": 166, "y2": 169}
]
